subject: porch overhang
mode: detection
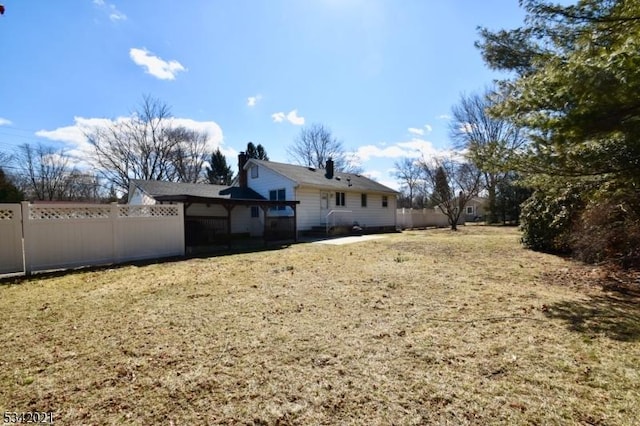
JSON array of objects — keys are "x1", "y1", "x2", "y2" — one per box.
[{"x1": 154, "y1": 194, "x2": 300, "y2": 249}]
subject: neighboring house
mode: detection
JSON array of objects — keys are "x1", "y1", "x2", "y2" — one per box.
[
  {"x1": 462, "y1": 196, "x2": 489, "y2": 222},
  {"x1": 432, "y1": 196, "x2": 489, "y2": 223},
  {"x1": 128, "y1": 153, "x2": 398, "y2": 248},
  {"x1": 241, "y1": 155, "x2": 398, "y2": 234}
]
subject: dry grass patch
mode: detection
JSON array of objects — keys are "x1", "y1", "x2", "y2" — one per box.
[{"x1": 1, "y1": 227, "x2": 639, "y2": 425}]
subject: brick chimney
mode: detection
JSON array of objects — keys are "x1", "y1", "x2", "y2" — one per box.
[
  {"x1": 238, "y1": 152, "x2": 248, "y2": 187},
  {"x1": 325, "y1": 157, "x2": 334, "y2": 179}
]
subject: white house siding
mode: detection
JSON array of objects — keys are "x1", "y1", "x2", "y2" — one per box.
[
  {"x1": 339, "y1": 191, "x2": 396, "y2": 228},
  {"x1": 247, "y1": 164, "x2": 296, "y2": 217},
  {"x1": 294, "y1": 186, "x2": 322, "y2": 230},
  {"x1": 294, "y1": 186, "x2": 396, "y2": 230}
]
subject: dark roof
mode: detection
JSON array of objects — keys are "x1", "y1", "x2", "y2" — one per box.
[
  {"x1": 130, "y1": 180, "x2": 266, "y2": 201},
  {"x1": 246, "y1": 159, "x2": 399, "y2": 194}
]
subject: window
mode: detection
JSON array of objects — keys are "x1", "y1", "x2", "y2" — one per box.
[
  {"x1": 382, "y1": 195, "x2": 388, "y2": 207},
  {"x1": 361, "y1": 193, "x2": 367, "y2": 207},
  {"x1": 251, "y1": 165, "x2": 259, "y2": 178},
  {"x1": 336, "y1": 192, "x2": 346, "y2": 207},
  {"x1": 251, "y1": 206, "x2": 260, "y2": 218},
  {"x1": 270, "y1": 188, "x2": 286, "y2": 211},
  {"x1": 466, "y1": 206, "x2": 474, "y2": 215}
]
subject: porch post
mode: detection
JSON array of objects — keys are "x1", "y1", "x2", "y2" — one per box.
[
  {"x1": 261, "y1": 205, "x2": 269, "y2": 247},
  {"x1": 292, "y1": 203, "x2": 298, "y2": 242},
  {"x1": 223, "y1": 203, "x2": 234, "y2": 249}
]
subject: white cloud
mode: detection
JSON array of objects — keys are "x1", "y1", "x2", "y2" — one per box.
[
  {"x1": 271, "y1": 112, "x2": 285, "y2": 123},
  {"x1": 272, "y1": 109, "x2": 305, "y2": 125},
  {"x1": 408, "y1": 124, "x2": 432, "y2": 136},
  {"x1": 94, "y1": 0, "x2": 127, "y2": 22},
  {"x1": 459, "y1": 122, "x2": 473, "y2": 134},
  {"x1": 350, "y1": 137, "x2": 456, "y2": 166},
  {"x1": 377, "y1": 179, "x2": 401, "y2": 191},
  {"x1": 286, "y1": 109, "x2": 305, "y2": 125},
  {"x1": 247, "y1": 95, "x2": 262, "y2": 107},
  {"x1": 36, "y1": 116, "x2": 225, "y2": 168},
  {"x1": 437, "y1": 114, "x2": 451, "y2": 120},
  {"x1": 0, "y1": 117, "x2": 12, "y2": 126},
  {"x1": 129, "y1": 48, "x2": 186, "y2": 80}
]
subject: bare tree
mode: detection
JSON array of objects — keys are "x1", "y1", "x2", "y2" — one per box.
[
  {"x1": 394, "y1": 157, "x2": 423, "y2": 208},
  {"x1": 15, "y1": 143, "x2": 73, "y2": 201},
  {"x1": 170, "y1": 127, "x2": 210, "y2": 183},
  {"x1": 288, "y1": 123, "x2": 360, "y2": 173},
  {"x1": 449, "y1": 88, "x2": 526, "y2": 222},
  {"x1": 87, "y1": 95, "x2": 210, "y2": 194},
  {"x1": 420, "y1": 156, "x2": 482, "y2": 231},
  {"x1": 63, "y1": 171, "x2": 101, "y2": 201},
  {"x1": 0, "y1": 151, "x2": 13, "y2": 168}
]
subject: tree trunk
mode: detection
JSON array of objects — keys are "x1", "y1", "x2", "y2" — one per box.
[{"x1": 487, "y1": 181, "x2": 498, "y2": 224}]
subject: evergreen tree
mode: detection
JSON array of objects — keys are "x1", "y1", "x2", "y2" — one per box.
[
  {"x1": 477, "y1": 0, "x2": 640, "y2": 265},
  {"x1": 246, "y1": 142, "x2": 269, "y2": 161},
  {"x1": 0, "y1": 168, "x2": 23, "y2": 202},
  {"x1": 206, "y1": 148, "x2": 234, "y2": 185}
]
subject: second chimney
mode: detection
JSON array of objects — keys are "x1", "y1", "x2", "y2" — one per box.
[
  {"x1": 238, "y1": 152, "x2": 248, "y2": 187},
  {"x1": 325, "y1": 157, "x2": 334, "y2": 179}
]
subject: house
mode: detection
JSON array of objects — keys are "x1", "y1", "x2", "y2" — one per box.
[
  {"x1": 461, "y1": 196, "x2": 489, "y2": 222},
  {"x1": 128, "y1": 178, "x2": 299, "y2": 248},
  {"x1": 240, "y1": 154, "x2": 398, "y2": 234},
  {"x1": 128, "y1": 153, "x2": 398, "y2": 248},
  {"x1": 431, "y1": 195, "x2": 489, "y2": 224}
]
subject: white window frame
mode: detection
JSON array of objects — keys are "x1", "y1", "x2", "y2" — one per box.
[{"x1": 269, "y1": 188, "x2": 286, "y2": 211}]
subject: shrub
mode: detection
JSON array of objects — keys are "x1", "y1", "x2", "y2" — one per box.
[
  {"x1": 519, "y1": 185, "x2": 585, "y2": 253},
  {"x1": 571, "y1": 189, "x2": 640, "y2": 268}
]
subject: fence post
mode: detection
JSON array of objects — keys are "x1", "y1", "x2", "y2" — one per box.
[
  {"x1": 21, "y1": 201, "x2": 31, "y2": 275},
  {"x1": 111, "y1": 202, "x2": 119, "y2": 264}
]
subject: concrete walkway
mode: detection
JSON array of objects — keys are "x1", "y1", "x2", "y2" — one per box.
[{"x1": 312, "y1": 235, "x2": 386, "y2": 245}]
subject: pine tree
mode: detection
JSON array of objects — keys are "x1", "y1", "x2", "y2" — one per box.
[
  {"x1": 206, "y1": 149, "x2": 234, "y2": 185},
  {"x1": 0, "y1": 168, "x2": 23, "y2": 202},
  {"x1": 246, "y1": 142, "x2": 269, "y2": 160}
]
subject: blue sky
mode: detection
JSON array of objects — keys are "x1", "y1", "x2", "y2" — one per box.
[{"x1": 0, "y1": 0, "x2": 526, "y2": 190}]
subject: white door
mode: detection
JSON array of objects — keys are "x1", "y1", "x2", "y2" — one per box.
[{"x1": 320, "y1": 191, "x2": 330, "y2": 223}]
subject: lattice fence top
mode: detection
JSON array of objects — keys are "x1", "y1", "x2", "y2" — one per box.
[
  {"x1": 118, "y1": 205, "x2": 179, "y2": 218},
  {"x1": 0, "y1": 209, "x2": 14, "y2": 220},
  {"x1": 29, "y1": 206, "x2": 111, "y2": 220}
]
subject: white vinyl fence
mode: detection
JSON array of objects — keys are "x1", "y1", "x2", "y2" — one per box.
[
  {"x1": 396, "y1": 208, "x2": 463, "y2": 229},
  {"x1": 0, "y1": 202, "x2": 184, "y2": 275},
  {"x1": 0, "y1": 204, "x2": 25, "y2": 274}
]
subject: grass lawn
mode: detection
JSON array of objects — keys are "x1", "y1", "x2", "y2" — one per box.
[{"x1": 1, "y1": 227, "x2": 639, "y2": 425}]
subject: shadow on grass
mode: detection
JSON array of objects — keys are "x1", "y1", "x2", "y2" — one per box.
[
  {"x1": 0, "y1": 240, "x2": 295, "y2": 286},
  {"x1": 544, "y1": 291, "x2": 640, "y2": 342}
]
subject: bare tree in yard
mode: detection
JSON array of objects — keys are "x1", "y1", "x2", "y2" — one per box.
[
  {"x1": 15, "y1": 143, "x2": 73, "y2": 201},
  {"x1": 450, "y1": 88, "x2": 526, "y2": 223},
  {"x1": 87, "y1": 95, "x2": 210, "y2": 194},
  {"x1": 169, "y1": 127, "x2": 210, "y2": 183},
  {"x1": 288, "y1": 123, "x2": 361, "y2": 172},
  {"x1": 421, "y1": 156, "x2": 482, "y2": 231},
  {"x1": 394, "y1": 157, "x2": 422, "y2": 208}
]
